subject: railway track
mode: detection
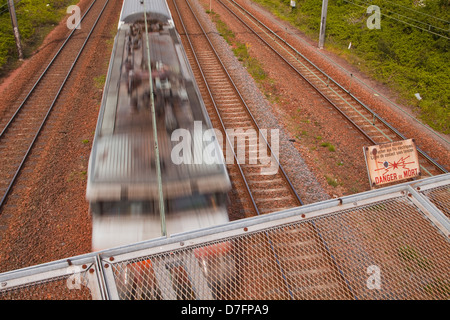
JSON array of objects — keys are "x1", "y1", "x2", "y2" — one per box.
[
  {"x1": 0, "y1": 0, "x2": 110, "y2": 211},
  {"x1": 215, "y1": 0, "x2": 447, "y2": 178},
  {"x1": 170, "y1": 0, "x2": 302, "y2": 216},
  {"x1": 170, "y1": 0, "x2": 357, "y2": 299}
]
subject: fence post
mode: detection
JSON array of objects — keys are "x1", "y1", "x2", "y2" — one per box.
[
  {"x1": 8, "y1": 0, "x2": 23, "y2": 60},
  {"x1": 318, "y1": 0, "x2": 328, "y2": 49}
]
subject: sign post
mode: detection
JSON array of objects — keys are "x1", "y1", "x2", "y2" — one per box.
[
  {"x1": 8, "y1": 0, "x2": 23, "y2": 60},
  {"x1": 318, "y1": 0, "x2": 328, "y2": 49},
  {"x1": 363, "y1": 139, "x2": 420, "y2": 188}
]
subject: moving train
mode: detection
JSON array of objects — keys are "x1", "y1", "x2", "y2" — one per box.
[{"x1": 86, "y1": 0, "x2": 232, "y2": 253}]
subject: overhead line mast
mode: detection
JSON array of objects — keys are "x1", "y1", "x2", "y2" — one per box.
[
  {"x1": 8, "y1": 0, "x2": 23, "y2": 60},
  {"x1": 142, "y1": 1, "x2": 166, "y2": 237}
]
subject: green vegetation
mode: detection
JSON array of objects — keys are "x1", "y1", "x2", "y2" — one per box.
[
  {"x1": 0, "y1": 0, "x2": 77, "y2": 76},
  {"x1": 210, "y1": 10, "x2": 235, "y2": 43},
  {"x1": 424, "y1": 277, "x2": 450, "y2": 296},
  {"x1": 252, "y1": 0, "x2": 449, "y2": 133},
  {"x1": 397, "y1": 244, "x2": 432, "y2": 271},
  {"x1": 94, "y1": 74, "x2": 106, "y2": 89},
  {"x1": 67, "y1": 169, "x2": 87, "y2": 182},
  {"x1": 209, "y1": 10, "x2": 268, "y2": 83},
  {"x1": 321, "y1": 141, "x2": 336, "y2": 151},
  {"x1": 325, "y1": 174, "x2": 341, "y2": 187}
]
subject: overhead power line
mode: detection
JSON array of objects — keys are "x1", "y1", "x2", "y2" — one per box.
[
  {"x1": 0, "y1": 0, "x2": 22, "y2": 15},
  {"x1": 359, "y1": 0, "x2": 450, "y2": 31},
  {"x1": 377, "y1": 0, "x2": 450, "y2": 24},
  {"x1": 343, "y1": 0, "x2": 450, "y2": 40}
]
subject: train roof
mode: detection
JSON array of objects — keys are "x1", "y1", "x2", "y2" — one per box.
[
  {"x1": 86, "y1": 130, "x2": 230, "y2": 201},
  {"x1": 120, "y1": 0, "x2": 172, "y2": 24},
  {"x1": 87, "y1": 14, "x2": 230, "y2": 202}
]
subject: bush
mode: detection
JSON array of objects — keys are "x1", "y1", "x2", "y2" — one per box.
[
  {"x1": 0, "y1": 0, "x2": 78, "y2": 73},
  {"x1": 253, "y1": 0, "x2": 449, "y2": 134}
]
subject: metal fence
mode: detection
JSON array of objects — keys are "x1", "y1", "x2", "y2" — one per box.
[{"x1": 1, "y1": 173, "x2": 449, "y2": 300}]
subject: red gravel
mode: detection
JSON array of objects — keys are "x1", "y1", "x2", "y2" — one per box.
[
  {"x1": 0, "y1": 0, "x2": 448, "y2": 275},
  {"x1": 0, "y1": 0, "x2": 124, "y2": 273},
  {"x1": 198, "y1": 0, "x2": 450, "y2": 197}
]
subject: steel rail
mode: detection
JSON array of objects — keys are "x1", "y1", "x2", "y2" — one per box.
[
  {"x1": 172, "y1": 0, "x2": 296, "y2": 298},
  {"x1": 208, "y1": 0, "x2": 357, "y2": 298},
  {"x1": 173, "y1": 0, "x2": 356, "y2": 299},
  {"x1": 0, "y1": 0, "x2": 110, "y2": 210},
  {"x1": 0, "y1": 0, "x2": 98, "y2": 138},
  {"x1": 220, "y1": 0, "x2": 447, "y2": 175},
  {"x1": 182, "y1": 0, "x2": 303, "y2": 208},
  {"x1": 171, "y1": 0, "x2": 259, "y2": 215},
  {"x1": 217, "y1": 0, "x2": 375, "y2": 144}
]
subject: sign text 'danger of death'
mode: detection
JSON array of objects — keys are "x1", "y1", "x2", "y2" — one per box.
[{"x1": 364, "y1": 139, "x2": 420, "y2": 187}]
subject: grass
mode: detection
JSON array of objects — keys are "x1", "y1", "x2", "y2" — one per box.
[
  {"x1": 209, "y1": 10, "x2": 235, "y2": 44},
  {"x1": 397, "y1": 244, "x2": 432, "y2": 272},
  {"x1": 0, "y1": 0, "x2": 79, "y2": 77},
  {"x1": 424, "y1": 277, "x2": 450, "y2": 297},
  {"x1": 67, "y1": 169, "x2": 87, "y2": 182},
  {"x1": 320, "y1": 141, "x2": 336, "y2": 152},
  {"x1": 396, "y1": 244, "x2": 448, "y2": 296},
  {"x1": 92, "y1": 23, "x2": 117, "y2": 103},
  {"x1": 251, "y1": 0, "x2": 450, "y2": 134},
  {"x1": 93, "y1": 74, "x2": 106, "y2": 89},
  {"x1": 325, "y1": 174, "x2": 341, "y2": 187},
  {"x1": 208, "y1": 10, "x2": 270, "y2": 88}
]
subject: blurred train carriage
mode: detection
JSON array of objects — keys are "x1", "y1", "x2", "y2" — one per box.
[{"x1": 86, "y1": 0, "x2": 233, "y2": 295}]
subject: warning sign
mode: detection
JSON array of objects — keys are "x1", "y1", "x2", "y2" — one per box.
[{"x1": 363, "y1": 139, "x2": 421, "y2": 187}]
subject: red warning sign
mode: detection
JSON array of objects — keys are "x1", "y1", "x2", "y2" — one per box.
[{"x1": 363, "y1": 139, "x2": 421, "y2": 187}]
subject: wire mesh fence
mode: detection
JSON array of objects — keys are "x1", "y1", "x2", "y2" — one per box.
[
  {"x1": 1, "y1": 174, "x2": 449, "y2": 300},
  {"x1": 421, "y1": 184, "x2": 450, "y2": 220},
  {"x1": 106, "y1": 196, "x2": 449, "y2": 300},
  {"x1": 0, "y1": 275, "x2": 93, "y2": 300},
  {"x1": 0, "y1": 263, "x2": 100, "y2": 300}
]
